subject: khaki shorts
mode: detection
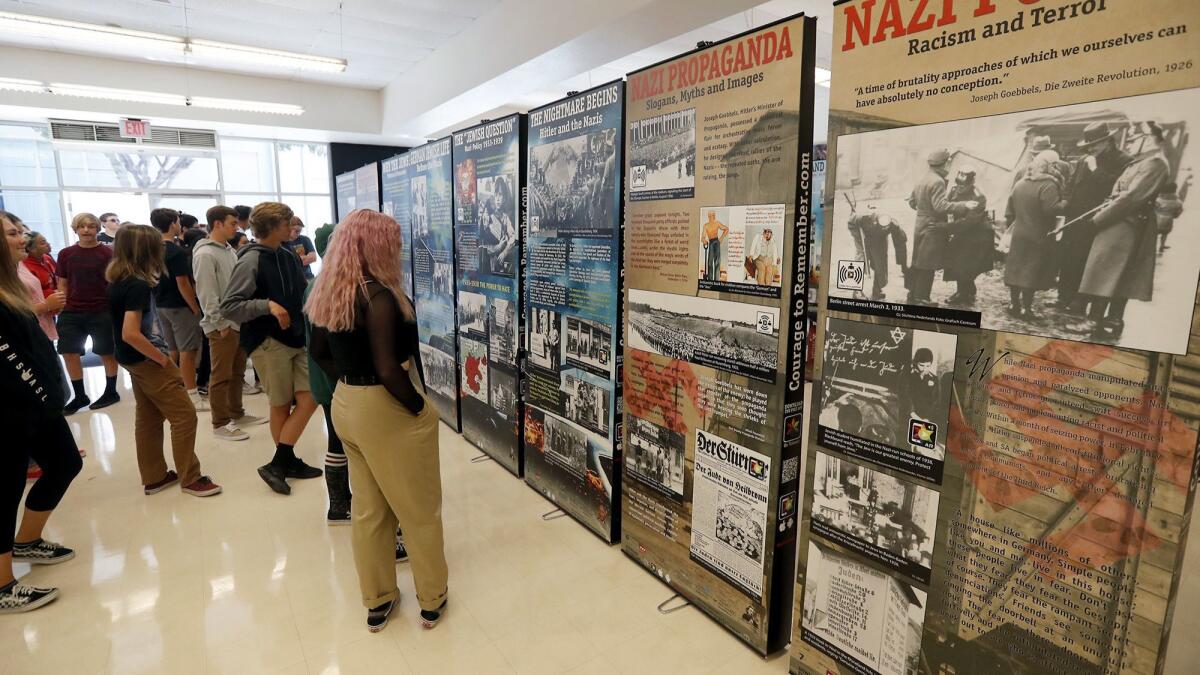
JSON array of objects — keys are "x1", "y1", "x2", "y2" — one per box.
[{"x1": 251, "y1": 337, "x2": 310, "y2": 407}]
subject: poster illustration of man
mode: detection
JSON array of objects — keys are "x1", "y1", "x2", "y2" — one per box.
[{"x1": 700, "y1": 209, "x2": 730, "y2": 282}]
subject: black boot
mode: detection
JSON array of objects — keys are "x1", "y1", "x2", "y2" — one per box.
[{"x1": 326, "y1": 464, "x2": 351, "y2": 525}]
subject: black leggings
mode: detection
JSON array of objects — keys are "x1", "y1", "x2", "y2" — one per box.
[
  {"x1": 197, "y1": 336, "x2": 211, "y2": 389},
  {"x1": 2, "y1": 415, "x2": 82, "y2": 554}
]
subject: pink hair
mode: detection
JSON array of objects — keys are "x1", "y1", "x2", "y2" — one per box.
[{"x1": 305, "y1": 209, "x2": 414, "y2": 331}]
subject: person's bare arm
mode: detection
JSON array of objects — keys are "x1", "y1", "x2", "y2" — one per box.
[
  {"x1": 301, "y1": 251, "x2": 317, "y2": 265},
  {"x1": 122, "y1": 311, "x2": 170, "y2": 366},
  {"x1": 177, "y1": 276, "x2": 201, "y2": 315},
  {"x1": 56, "y1": 277, "x2": 68, "y2": 298}
]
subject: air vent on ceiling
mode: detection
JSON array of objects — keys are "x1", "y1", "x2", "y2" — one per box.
[{"x1": 50, "y1": 120, "x2": 217, "y2": 149}]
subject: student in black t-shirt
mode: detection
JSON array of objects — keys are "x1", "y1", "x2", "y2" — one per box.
[
  {"x1": 107, "y1": 224, "x2": 220, "y2": 498},
  {"x1": 149, "y1": 208, "x2": 208, "y2": 411},
  {"x1": 287, "y1": 217, "x2": 318, "y2": 280}
]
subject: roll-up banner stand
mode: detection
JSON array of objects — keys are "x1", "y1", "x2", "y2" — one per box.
[
  {"x1": 452, "y1": 114, "x2": 527, "y2": 475},
  {"x1": 620, "y1": 13, "x2": 816, "y2": 656},
  {"x1": 407, "y1": 138, "x2": 461, "y2": 431},
  {"x1": 381, "y1": 153, "x2": 415, "y2": 298},
  {"x1": 792, "y1": 2, "x2": 1200, "y2": 675},
  {"x1": 523, "y1": 81, "x2": 625, "y2": 543},
  {"x1": 335, "y1": 170, "x2": 356, "y2": 221}
]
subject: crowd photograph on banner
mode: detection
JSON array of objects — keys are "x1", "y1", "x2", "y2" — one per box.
[
  {"x1": 628, "y1": 288, "x2": 779, "y2": 381},
  {"x1": 629, "y1": 107, "x2": 697, "y2": 200},
  {"x1": 812, "y1": 452, "x2": 939, "y2": 571},
  {"x1": 626, "y1": 416, "x2": 686, "y2": 499},
  {"x1": 458, "y1": 290, "x2": 487, "y2": 335},
  {"x1": 818, "y1": 318, "x2": 956, "y2": 462},
  {"x1": 829, "y1": 88, "x2": 1200, "y2": 354},
  {"x1": 562, "y1": 371, "x2": 611, "y2": 436},
  {"x1": 419, "y1": 342, "x2": 457, "y2": 401},
  {"x1": 489, "y1": 369, "x2": 518, "y2": 415},
  {"x1": 528, "y1": 128, "x2": 619, "y2": 236},
  {"x1": 544, "y1": 413, "x2": 589, "y2": 476}
]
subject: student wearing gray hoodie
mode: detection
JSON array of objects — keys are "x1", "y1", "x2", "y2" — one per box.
[{"x1": 194, "y1": 206, "x2": 265, "y2": 441}]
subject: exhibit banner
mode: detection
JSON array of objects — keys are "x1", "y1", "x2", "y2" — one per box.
[
  {"x1": 523, "y1": 81, "x2": 624, "y2": 542},
  {"x1": 381, "y1": 153, "x2": 414, "y2": 297},
  {"x1": 620, "y1": 14, "x2": 817, "y2": 655},
  {"x1": 407, "y1": 137, "x2": 461, "y2": 430},
  {"x1": 452, "y1": 114, "x2": 526, "y2": 474},
  {"x1": 335, "y1": 170, "x2": 356, "y2": 221},
  {"x1": 355, "y1": 162, "x2": 381, "y2": 212},
  {"x1": 792, "y1": 2, "x2": 1200, "y2": 675}
]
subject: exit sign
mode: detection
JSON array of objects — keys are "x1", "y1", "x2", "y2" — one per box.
[{"x1": 120, "y1": 118, "x2": 151, "y2": 139}]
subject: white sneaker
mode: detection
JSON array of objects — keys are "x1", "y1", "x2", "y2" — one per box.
[
  {"x1": 190, "y1": 391, "x2": 210, "y2": 412},
  {"x1": 213, "y1": 422, "x2": 249, "y2": 441},
  {"x1": 234, "y1": 414, "x2": 268, "y2": 427},
  {"x1": 243, "y1": 382, "x2": 262, "y2": 395}
]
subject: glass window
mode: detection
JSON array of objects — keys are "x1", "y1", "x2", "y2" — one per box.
[
  {"x1": 0, "y1": 123, "x2": 58, "y2": 187},
  {"x1": 63, "y1": 191, "x2": 150, "y2": 228},
  {"x1": 153, "y1": 194, "x2": 222, "y2": 217},
  {"x1": 278, "y1": 142, "x2": 330, "y2": 194},
  {"x1": 221, "y1": 139, "x2": 276, "y2": 192},
  {"x1": 59, "y1": 150, "x2": 220, "y2": 191},
  {"x1": 2, "y1": 190, "x2": 67, "y2": 254},
  {"x1": 285, "y1": 194, "x2": 334, "y2": 231},
  {"x1": 225, "y1": 193, "x2": 279, "y2": 211}
]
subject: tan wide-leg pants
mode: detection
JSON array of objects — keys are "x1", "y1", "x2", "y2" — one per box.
[{"x1": 333, "y1": 382, "x2": 448, "y2": 612}]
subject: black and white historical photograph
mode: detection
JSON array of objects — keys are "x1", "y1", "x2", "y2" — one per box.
[
  {"x1": 418, "y1": 343, "x2": 456, "y2": 401},
  {"x1": 626, "y1": 416, "x2": 686, "y2": 499},
  {"x1": 459, "y1": 337, "x2": 488, "y2": 403},
  {"x1": 818, "y1": 317, "x2": 956, "y2": 466},
  {"x1": 432, "y1": 260, "x2": 453, "y2": 297},
  {"x1": 802, "y1": 541, "x2": 927, "y2": 675},
  {"x1": 458, "y1": 290, "x2": 487, "y2": 336},
  {"x1": 629, "y1": 107, "x2": 696, "y2": 201},
  {"x1": 628, "y1": 288, "x2": 779, "y2": 382},
  {"x1": 411, "y1": 173, "x2": 429, "y2": 238},
  {"x1": 544, "y1": 412, "x2": 588, "y2": 476},
  {"x1": 528, "y1": 128, "x2": 619, "y2": 237},
  {"x1": 811, "y1": 451, "x2": 939, "y2": 580},
  {"x1": 528, "y1": 306, "x2": 562, "y2": 371},
  {"x1": 715, "y1": 492, "x2": 764, "y2": 564},
  {"x1": 564, "y1": 316, "x2": 612, "y2": 373},
  {"x1": 829, "y1": 88, "x2": 1200, "y2": 354},
  {"x1": 489, "y1": 368, "x2": 518, "y2": 415},
  {"x1": 562, "y1": 371, "x2": 610, "y2": 436},
  {"x1": 697, "y1": 203, "x2": 787, "y2": 296},
  {"x1": 487, "y1": 297, "x2": 518, "y2": 367},
  {"x1": 477, "y1": 172, "x2": 518, "y2": 275}
]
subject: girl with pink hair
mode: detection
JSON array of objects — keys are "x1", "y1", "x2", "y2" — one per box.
[{"x1": 306, "y1": 209, "x2": 448, "y2": 633}]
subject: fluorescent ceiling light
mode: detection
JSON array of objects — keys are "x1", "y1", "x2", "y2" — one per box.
[
  {"x1": 49, "y1": 82, "x2": 188, "y2": 107},
  {"x1": 189, "y1": 40, "x2": 346, "y2": 73},
  {"x1": 0, "y1": 11, "x2": 345, "y2": 73},
  {"x1": 0, "y1": 76, "x2": 47, "y2": 93},
  {"x1": 0, "y1": 11, "x2": 183, "y2": 54},
  {"x1": 190, "y1": 96, "x2": 304, "y2": 116},
  {"x1": 815, "y1": 67, "x2": 832, "y2": 88}
]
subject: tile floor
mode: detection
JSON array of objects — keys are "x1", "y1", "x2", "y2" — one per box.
[{"x1": 0, "y1": 369, "x2": 790, "y2": 675}]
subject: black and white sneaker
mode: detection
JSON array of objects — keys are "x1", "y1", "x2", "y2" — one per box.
[
  {"x1": 395, "y1": 538, "x2": 409, "y2": 562},
  {"x1": 0, "y1": 582, "x2": 59, "y2": 613},
  {"x1": 367, "y1": 598, "x2": 397, "y2": 633},
  {"x1": 12, "y1": 539, "x2": 75, "y2": 565},
  {"x1": 420, "y1": 599, "x2": 447, "y2": 630}
]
